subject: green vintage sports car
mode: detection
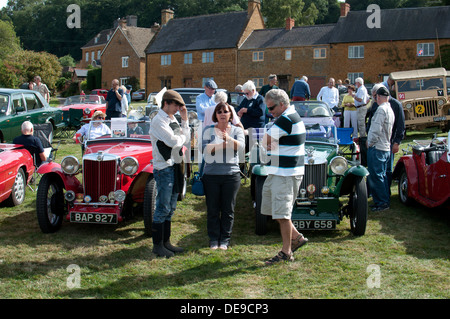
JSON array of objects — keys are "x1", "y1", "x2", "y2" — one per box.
[
  {"x1": 251, "y1": 122, "x2": 369, "y2": 236},
  {"x1": 0, "y1": 89, "x2": 63, "y2": 143}
]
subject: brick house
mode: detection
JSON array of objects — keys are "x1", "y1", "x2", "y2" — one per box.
[
  {"x1": 101, "y1": 17, "x2": 158, "y2": 90},
  {"x1": 80, "y1": 26, "x2": 115, "y2": 69},
  {"x1": 144, "y1": 0, "x2": 265, "y2": 94}
]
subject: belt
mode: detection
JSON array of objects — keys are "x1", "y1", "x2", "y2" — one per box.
[{"x1": 356, "y1": 104, "x2": 367, "y2": 108}]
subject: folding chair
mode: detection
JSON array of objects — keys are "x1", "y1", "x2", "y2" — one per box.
[
  {"x1": 336, "y1": 127, "x2": 359, "y2": 162},
  {"x1": 55, "y1": 110, "x2": 71, "y2": 138}
]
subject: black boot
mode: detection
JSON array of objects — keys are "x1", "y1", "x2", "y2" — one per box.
[
  {"x1": 152, "y1": 222, "x2": 174, "y2": 258},
  {"x1": 164, "y1": 220, "x2": 184, "y2": 253}
]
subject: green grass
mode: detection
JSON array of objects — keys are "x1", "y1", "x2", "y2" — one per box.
[{"x1": 0, "y1": 127, "x2": 448, "y2": 299}]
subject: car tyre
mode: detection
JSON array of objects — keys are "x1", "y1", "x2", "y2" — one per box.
[
  {"x1": 143, "y1": 175, "x2": 157, "y2": 236},
  {"x1": 36, "y1": 174, "x2": 65, "y2": 233},
  {"x1": 398, "y1": 168, "x2": 413, "y2": 206},
  {"x1": 255, "y1": 175, "x2": 268, "y2": 235},
  {"x1": 5, "y1": 167, "x2": 26, "y2": 206},
  {"x1": 349, "y1": 176, "x2": 368, "y2": 236}
]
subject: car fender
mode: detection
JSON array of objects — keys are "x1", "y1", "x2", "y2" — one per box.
[
  {"x1": 336, "y1": 165, "x2": 369, "y2": 196},
  {"x1": 37, "y1": 162, "x2": 82, "y2": 192},
  {"x1": 392, "y1": 156, "x2": 419, "y2": 198}
]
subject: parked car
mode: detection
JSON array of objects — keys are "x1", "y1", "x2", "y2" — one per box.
[
  {"x1": 389, "y1": 67, "x2": 450, "y2": 131},
  {"x1": 0, "y1": 89, "x2": 64, "y2": 143},
  {"x1": 35, "y1": 118, "x2": 188, "y2": 233},
  {"x1": 60, "y1": 95, "x2": 106, "y2": 122},
  {"x1": 250, "y1": 120, "x2": 369, "y2": 236},
  {"x1": 91, "y1": 89, "x2": 108, "y2": 99},
  {"x1": 0, "y1": 144, "x2": 35, "y2": 206},
  {"x1": 393, "y1": 131, "x2": 449, "y2": 208},
  {"x1": 132, "y1": 89, "x2": 146, "y2": 101}
]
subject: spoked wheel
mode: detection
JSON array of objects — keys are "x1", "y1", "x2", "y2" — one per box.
[
  {"x1": 143, "y1": 175, "x2": 157, "y2": 236},
  {"x1": 349, "y1": 176, "x2": 368, "y2": 236},
  {"x1": 5, "y1": 168, "x2": 26, "y2": 206},
  {"x1": 36, "y1": 174, "x2": 65, "y2": 233}
]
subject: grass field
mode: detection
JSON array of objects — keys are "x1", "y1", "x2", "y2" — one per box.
[{"x1": 0, "y1": 109, "x2": 448, "y2": 299}]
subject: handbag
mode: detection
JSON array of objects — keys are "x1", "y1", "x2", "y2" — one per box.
[{"x1": 191, "y1": 159, "x2": 205, "y2": 196}]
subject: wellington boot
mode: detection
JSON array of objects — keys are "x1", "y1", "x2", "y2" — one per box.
[
  {"x1": 152, "y1": 222, "x2": 174, "y2": 258},
  {"x1": 164, "y1": 220, "x2": 184, "y2": 253}
]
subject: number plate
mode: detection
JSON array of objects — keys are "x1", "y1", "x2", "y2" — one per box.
[
  {"x1": 433, "y1": 116, "x2": 446, "y2": 122},
  {"x1": 292, "y1": 220, "x2": 336, "y2": 230},
  {"x1": 70, "y1": 212, "x2": 118, "y2": 224}
]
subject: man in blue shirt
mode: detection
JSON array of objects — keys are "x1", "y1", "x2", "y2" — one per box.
[
  {"x1": 105, "y1": 79, "x2": 124, "y2": 119},
  {"x1": 290, "y1": 76, "x2": 311, "y2": 101},
  {"x1": 196, "y1": 80, "x2": 217, "y2": 122}
]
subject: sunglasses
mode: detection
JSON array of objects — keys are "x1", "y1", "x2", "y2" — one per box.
[
  {"x1": 96, "y1": 117, "x2": 105, "y2": 120},
  {"x1": 217, "y1": 110, "x2": 230, "y2": 114},
  {"x1": 267, "y1": 103, "x2": 278, "y2": 111},
  {"x1": 244, "y1": 91, "x2": 252, "y2": 96}
]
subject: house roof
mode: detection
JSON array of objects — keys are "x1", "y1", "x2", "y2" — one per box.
[
  {"x1": 331, "y1": 6, "x2": 450, "y2": 43},
  {"x1": 146, "y1": 11, "x2": 249, "y2": 54},
  {"x1": 102, "y1": 26, "x2": 156, "y2": 58},
  {"x1": 240, "y1": 24, "x2": 335, "y2": 50},
  {"x1": 82, "y1": 28, "x2": 115, "y2": 49}
]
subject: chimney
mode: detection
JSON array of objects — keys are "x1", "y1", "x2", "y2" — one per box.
[
  {"x1": 340, "y1": 2, "x2": 350, "y2": 17},
  {"x1": 286, "y1": 17, "x2": 295, "y2": 30},
  {"x1": 161, "y1": 8, "x2": 174, "y2": 26},
  {"x1": 118, "y1": 18, "x2": 127, "y2": 29},
  {"x1": 126, "y1": 15, "x2": 137, "y2": 27},
  {"x1": 247, "y1": 0, "x2": 261, "y2": 17}
]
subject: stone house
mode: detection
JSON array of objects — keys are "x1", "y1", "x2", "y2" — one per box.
[
  {"x1": 80, "y1": 26, "x2": 115, "y2": 70},
  {"x1": 144, "y1": 0, "x2": 265, "y2": 94}
]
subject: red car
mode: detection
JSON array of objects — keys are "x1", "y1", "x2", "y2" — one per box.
[
  {"x1": 91, "y1": 89, "x2": 108, "y2": 99},
  {"x1": 35, "y1": 119, "x2": 188, "y2": 233},
  {"x1": 393, "y1": 132, "x2": 450, "y2": 208},
  {"x1": 0, "y1": 144, "x2": 35, "y2": 206},
  {"x1": 61, "y1": 95, "x2": 106, "y2": 122}
]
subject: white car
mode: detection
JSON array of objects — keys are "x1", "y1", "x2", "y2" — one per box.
[{"x1": 131, "y1": 89, "x2": 146, "y2": 101}]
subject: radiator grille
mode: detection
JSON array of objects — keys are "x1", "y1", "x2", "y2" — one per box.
[
  {"x1": 83, "y1": 159, "x2": 117, "y2": 202},
  {"x1": 412, "y1": 100, "x2": 439, "y2": 118},
  {"x1": 299, "y1": 162, "x2": 328, "y2": 197}
]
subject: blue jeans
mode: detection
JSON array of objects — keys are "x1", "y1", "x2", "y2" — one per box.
[
  {"x1": 367, "y1": 147, "x2": 390, "y2": 207},
  {"x1": 153, "y1": 166, "x2": 178, "y2": 224}
]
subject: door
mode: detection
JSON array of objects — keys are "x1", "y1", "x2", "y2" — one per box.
[{"x1": 5, "y1": 93, "x2": 26, "y2": 142}]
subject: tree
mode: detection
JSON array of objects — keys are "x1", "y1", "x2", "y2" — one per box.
[{"x1": 0, "y1": 19, "x2": 21, "y2": 61}]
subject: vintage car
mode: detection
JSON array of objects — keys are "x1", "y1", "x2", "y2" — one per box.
[
  {"x1": 61, "y1": 95, "x2": 106, "y2": 122},
  {"x1": 388, "y1": 67, "x2": 450, "y2": 131},
  {"x1": 35, "y1": 118, "x2": 189, "y2": 233},
  {"x1": 393, "y1": 131, "x2": 449, "y2": 208},
  {"x1": 251, "y1": 122, "x2": 369, "y2": 236},
  {"x1": 0, "y1": 89, "x2": 63, "y2": 143},
  {"x1": 0, "y1": 144, "x2": 35, "y2": 206}
]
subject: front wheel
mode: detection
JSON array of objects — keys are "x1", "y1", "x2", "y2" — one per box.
[
  {"x1": 143, "y1": 175, "x2": 157, "y2": 236},
  {"x1": 36, "y1": 174, "x2": 65, "y2": 233},
  {"x1": 398, "y1": 168, "x2": 413, "y2": 206},
  {"x1": 349, "y1": 176, "x2": 368, "y2": 236}
]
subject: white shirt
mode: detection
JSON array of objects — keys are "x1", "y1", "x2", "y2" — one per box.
[
  {"x1": 355, "y1": 85, "x2": 369, "y2": 107},
  {"x1": 317, "y1": 86, "x2": 339, "y2": 109},
  {"x1": 150, "y1": 108, "x2": 190, "y2": 170},
  {"x1": 77, "y1": 123, "x2": 111, "y2": 140}
]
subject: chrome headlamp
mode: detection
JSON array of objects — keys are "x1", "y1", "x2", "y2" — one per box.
[
  {"x1": 119, "y1": 157, "x2": 139, "y2": 175},
  {"x1": 330, "y1": 156, "x2": 348, "y2": 175},
  {"x1": 61, "y1": 156, "x2": 80, "y2": 175}
]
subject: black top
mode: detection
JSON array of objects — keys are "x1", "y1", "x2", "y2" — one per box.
[{"x1": 13, "y1": 134, "x2": 45, "y2": 166}]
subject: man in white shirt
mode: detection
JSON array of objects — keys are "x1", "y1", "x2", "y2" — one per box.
[
  {"x1": 317, "y1": 78, "x2": 339, "y2": 111},
  {"x1": 354, "y1": 77, "x2": 370, "y2": 137},
  {"x1": 150, "y1": 90, "x2": 190, "y2": 258}
]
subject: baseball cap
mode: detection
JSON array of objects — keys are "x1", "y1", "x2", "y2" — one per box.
[
  {"x1": 205, "y1": 80, "x2": 218, "y2": 89},
  {"x1": 163, "y1": 90, "x2": 185, "y2": 106},
  {"x1": 376, "y1": 86, "x2": 390, "y2": 96},
  {"x1": 125, "y1": 85, "x2": 132, "y2": 90}
]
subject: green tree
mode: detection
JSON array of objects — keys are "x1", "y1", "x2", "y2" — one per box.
[{"x1": 0, "y1": 19, "x2": 21, "y2": 61}]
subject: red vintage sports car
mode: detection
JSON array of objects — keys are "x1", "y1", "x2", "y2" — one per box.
[
  {"x1": 61, "y1": 95, "x2": 107, "y2": 122},
  {"x1": 35, "y1": 118, "x2": 188, "y2": 233},
  {"x1": 0, "y1": 144, "x2": 34, "y2": 206},
  {"x1": 393, "y1": 131, "x2": 450, "y2": 208}
]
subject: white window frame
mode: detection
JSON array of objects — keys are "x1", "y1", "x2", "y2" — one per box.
[
  {"x1": 252, "y1": 51, "x2": 264, "y2": 62},
  {"x1": 252, "y1": 78, "x2": 264, "y2": 88},
  {"x1": 285, "y1": 49, "x2": 292, "y2": 60},
  {"x1": 348, "y1": 45, "x2": 364, "y2": 59},
  {"x1": 161, "y1": 54, "x2": 171, "y2": 66},
  {"x1": 85, "y1": 52, "x2": 89, "y2": 62},
  {"x1": 417, "y1": 43, "x2": 435, "y2": 57},
  {"x1": 122, "y1": 56, "x2": 129, "y2": 68},
  {"x1": 202, "y1": 52, "x2": 214, "y2": 63},
  {"x1": 97, "y1": 50, "x2": 101, "y2": 60},
  {"x1": 347, "y1": 72, "x2": 364, "y2": 84},
  {"x1": 91, "y1": 51, "x2": 95, "y2": 62},
  {"x1": 314, "y1": 48, "x2": 327, "y2": 59},
  {"x1": 184, "y1": 53, "x2": 192, "y2": 64}
]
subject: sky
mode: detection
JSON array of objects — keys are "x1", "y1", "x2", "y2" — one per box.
[{"x1": 0, "y1": 0, "x2": 6, "y2": 10}]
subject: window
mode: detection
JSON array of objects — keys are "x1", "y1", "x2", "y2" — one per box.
[
  {"x1": 120, "y1": 77, "x2": 129, "y2": 86},
  {"x1": 348, "y1": 45, "x2": 364, "y2": 59},
  {"x1": 91, "y1": 51, "x2": 95, "y2": 62},
  {"x1": 161, "y1": 78, "x2": 172, "y2": 89},
  {"x1": 314, "y1": 48, "x2": 327, "y2": 59},
  {"x1": 417, "y1": 43, "x2": 435, "y2": 57},
  {"x1": 347, "y1": 72, "x2": 364, "y2": 84},
  {"x1": 97, "y1": 50, "x2": 101, "y2": 60},
  {"x1": 285, "y1": 49, "x2": 292, "y2": 60},
  {"x1": 252, "y1": 78, "x2": 264, "y2": 88},
  {"x1": 161, "y1": 55, "x2": 171, "y2": 66},
  {"x1": 24, "y1": 93, "x2": 43, "y2": 110},
  {"x1": 85, "y1": 52, "x2": 89, "y2": 62},
  {"x1": 202, "y1": 52, "x2": 214, "y2": 63},
  {"x1": 122, "y1": 56, "x2": 129, "y2": 68},
  {"x1": 252, "y1": 51, "x2": 264, "y2": 62},
  {"x1": 184, "y1": 53, "x2": 192, "y2": 64}
]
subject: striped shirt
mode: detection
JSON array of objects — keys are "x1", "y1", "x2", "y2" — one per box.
[{"x1": 265, "y1": 105, "x2": 306, "y2": 176}]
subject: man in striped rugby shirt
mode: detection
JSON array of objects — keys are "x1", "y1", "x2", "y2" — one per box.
[{"x1": 261, "y1": 89, "x2": 308, "y2": 265}]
